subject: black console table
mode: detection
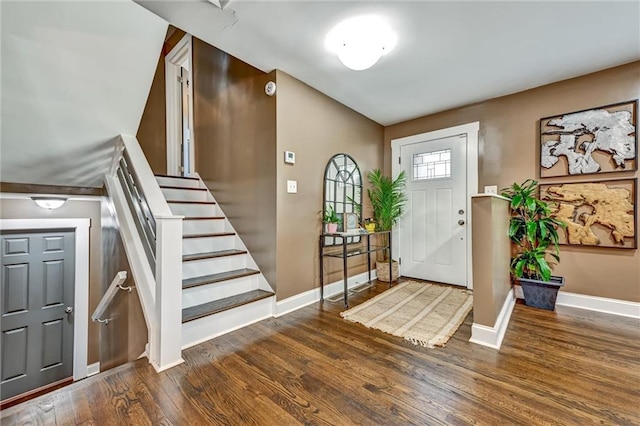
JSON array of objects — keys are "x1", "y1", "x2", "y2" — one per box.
[{"x1": 319, "y1": 230, "x2": 392, "y2": 308}]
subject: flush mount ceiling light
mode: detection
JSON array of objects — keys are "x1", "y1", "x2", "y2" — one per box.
[
  {"x1": 325, "y1": 15, "x2": 397, "y2": 71},
  {"x1": 31, "y1": 196, "x2": 67, "y2": 210}
]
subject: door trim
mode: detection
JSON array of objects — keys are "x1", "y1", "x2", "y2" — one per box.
[
  {"x1": 166, "y1": 34, "x2": 195, "y2": 176},
  {"x1": 0, "y1": 218, "x2": 90, "y2": 381},
  {"x1": 391, "y1": 121, "x2": 479, "y2": 289}
]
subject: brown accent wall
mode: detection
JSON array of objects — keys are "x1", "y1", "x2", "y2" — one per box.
[
  {"x1": 192, "y1": 38, "x2": 277, "y2": 288},
  {"x1": 275, "y1": 71, "x2": 384, "y2": 300},
  {"x1": 136, "y1": 26, "x2": 186, "y2": 175},
  {"x1": 385, "y1": 61, "x2": 640, "y2": 302},
  {"x1": 0, "y1": 197, "x2": 103, "y2": 363},
  {"x1": 136, "y1": 55, "x2": 167, "y2": 174},
  {"x1": 100, "y1": 198, "x2": 147, "y2": 371}
]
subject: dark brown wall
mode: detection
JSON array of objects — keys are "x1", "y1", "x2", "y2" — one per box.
[
  {"x1": 385, "y1": 61, "x2": 640, "y2": 302},
  {"x1": 275, "y1": 71, "x2": 384, "y2": 300},
  {"x1": 192, "y1": 38, "x2": 277, "y2": 288},
  {"x1": 136, "y1": 27, "x2": 186, "y2": 175},
  {"x1": 136, "y1": 55, "x2": 167, "y2": 174},
  {"x1": 100, "y1": 198, "x2": 147, "y2": 371}
]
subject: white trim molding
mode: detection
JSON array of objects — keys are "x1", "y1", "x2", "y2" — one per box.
[
  {"x1": 165, "y1": 34, "x2": 195, "y2": 176},
  {"x1": 0, "y1": 218, "x2": 91, "y2": 381},
  {"x1": 86, "y1": 362, "x2": 100, "y2": 377},
  {"x1": 469, "y1": 288, "x2": 516, "y2": 350},
  {"x1": 275, "y1": 270, "x2": 378, "y2": 317},
  {"x1": 391, "y1": 121, "x2": 480, "y2": 290},
  {"x1": 514, "y1": 286, "x2": 640, "y2": 319}
]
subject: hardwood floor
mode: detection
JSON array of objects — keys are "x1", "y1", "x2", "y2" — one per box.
[{"x1": 2, "y1": 280, "x2": 639, "y2": 425}]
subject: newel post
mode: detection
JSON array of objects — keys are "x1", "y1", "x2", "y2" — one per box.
[{"x1": 153, "y1": 215, "x2": 184, "y2": 371}]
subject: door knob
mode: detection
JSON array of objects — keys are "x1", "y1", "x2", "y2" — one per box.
[
  {"x1": 65, "y1": 306, "x2": 73, "y2": 315},
  {"x1": 458, "y1": 220, "x2": 465, "y2": 226}
]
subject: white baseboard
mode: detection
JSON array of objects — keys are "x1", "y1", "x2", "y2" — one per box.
[
  {"x1": 275, "y1": 270, "x2": 378, "y2": 317},
  {"x1": 86, "y1": 362, "x2": 100, "y2": 377},
  {"x1": 469, "y1": 288, "x2": 516, "y2": 350},
  {"x1": 514, "y1": 285, "x2": 640, "y2": 319}
]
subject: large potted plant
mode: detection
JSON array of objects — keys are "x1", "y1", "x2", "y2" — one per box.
[
  {"x1": 501, "y1": 179, "x2": 567, "y2": 310},
  {"x1": 367, "y1": 169, "x2": 407, "y2": 282}
]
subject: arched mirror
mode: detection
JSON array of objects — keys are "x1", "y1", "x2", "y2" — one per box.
[{"x1": 323, "y1": 153, "x2": 362, "y2": 245}]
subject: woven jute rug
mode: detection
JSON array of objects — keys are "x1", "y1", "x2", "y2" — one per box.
[{"x1": 340, "y1": 280, "x2": 473, "y2": 348}]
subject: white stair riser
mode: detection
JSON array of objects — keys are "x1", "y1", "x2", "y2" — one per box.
[
  {"x1": 161, "y1": 188, "x2": 208, "y2": 202},
  {"x1": 169, "y1": 203, "x2": 219, "y2": 217},
  {"x1": 182, "y1": 255, "x2": 248, "y2": 280},
  {"x1": 183, "y1": 219, "x2": 226, "y2": 235},
  {"x1": 182, "y1": 275, "x2": 259, "y2": 308},
  {"x1": 183, "y1": 235, "x2": 237, "y2": 255},
  {"x1": 181, "y1": 296, "x2": 274, "y2": 349},
  {"x1": 156, "y1": 176, "x2": 202, "y2": 189}
]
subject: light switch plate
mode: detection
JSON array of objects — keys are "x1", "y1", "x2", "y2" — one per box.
[
  {"x1": 284, "y1": 151, "x2": 295, "y2": 164},
  {"x1": 287, "y1": 180, "x2": 297, "y2": 193},
  {"x1": 484, "y1": 185, "x2": 498, "y2": 195}
]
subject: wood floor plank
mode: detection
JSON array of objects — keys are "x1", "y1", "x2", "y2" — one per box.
[{"x1": 2, "y1": 280, "x2": 639, "y2": 425}]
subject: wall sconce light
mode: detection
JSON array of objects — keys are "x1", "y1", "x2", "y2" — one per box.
[
  {"x1": 31, "y1": 196, "x2": 67, "y2": 210},
  {"x1": 325, "y1": 15, "x2": 397, "y2": 71}
]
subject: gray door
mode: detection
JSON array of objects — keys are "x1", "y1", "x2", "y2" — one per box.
[{"x1": 1, "y1": 230, "x2": 75, "y2": 401}]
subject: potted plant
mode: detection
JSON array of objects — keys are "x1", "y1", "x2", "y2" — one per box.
[
  {"x1": 501, "y1": 179, "x2": 567, "y2": 310},
  {"x1": 322, "y1": 205, "x2": 341, "y2": 234},
  {"x1": 367, "y1": 169, "x2": 407, "y2": 282}
]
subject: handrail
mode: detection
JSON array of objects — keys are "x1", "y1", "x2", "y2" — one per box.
[{"x1": 92, "y1": 271, "x2": 129, "y2": 324}]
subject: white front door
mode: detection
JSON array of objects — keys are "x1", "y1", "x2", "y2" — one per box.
[{"x1": 398, "y1": 134, "x2": 468, "y2": 286}]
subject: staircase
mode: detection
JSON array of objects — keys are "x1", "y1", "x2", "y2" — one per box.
[{"x1": 155, "y1": 174, "x2": 275, "y2": 348}]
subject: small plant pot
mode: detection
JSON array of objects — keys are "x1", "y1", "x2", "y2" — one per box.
[
  {"x1": 326, "y1": 223, "x2": 338, "y2": 234},
  {"x1": 519, "y1": 275, "x2": 565, "y2": 311},
  {"x1": 364, "y1": 223, "x2": 376, "y2": 233}
]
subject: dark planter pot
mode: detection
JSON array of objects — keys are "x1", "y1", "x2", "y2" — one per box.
[{"x1": 519, "y1": 275, "x2": 565, "y2": 311}]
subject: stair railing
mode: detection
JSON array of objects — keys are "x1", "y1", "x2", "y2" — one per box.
[
  {"x1": 104, "y1": 134, "x2": 184, "y2": 372},
  {"x1": 92, "y1": 271, "x2": 129, "y2": 324}
]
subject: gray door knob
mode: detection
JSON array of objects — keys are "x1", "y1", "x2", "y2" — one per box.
[
  {"x1": 458, "y1": 219, "x2": 465, "y2": 226},
  {"x1": 65, "y1": 306, "x2": 73, "y2": 314}
]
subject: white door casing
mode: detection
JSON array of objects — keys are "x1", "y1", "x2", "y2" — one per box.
[
  {"x1": 166, "y1": 34, "x2": 195, "y2": 177},
  {"x1": 392, "y1": 122, "x2": 479, "y2": 289}
]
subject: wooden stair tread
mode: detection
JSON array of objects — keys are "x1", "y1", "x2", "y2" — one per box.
[
  {"x1": 182, "y1": 289, "x2": 273, "y2": 323},
  {"x1": 159, "y1": 185, "x2": 207, "y2": 191},
  {"x1": 155, "y1": 174, "x2": 200, "y2": 181},
  {"x1": 183, "y1": 232, "x2": 235, "y2": 239},
  {"x1": 183, "y1": 216, "x2": 225, "y2": 220},
  {"x1": 167, "y1": 200, "x2": 216, "y2": 205},
  {"x1": 182, "y1": 268, "x2": 260, "y2": 289},
  {"x1": 183, "y1": 249, "x2": 247, "y2": 262}
]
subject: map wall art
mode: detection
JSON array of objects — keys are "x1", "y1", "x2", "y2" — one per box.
[
  {"x1": 540, "y1": 100, "x2": 637, "y2": 178},
  {"x1": 540, "y1": 179, "x2": 637, "y2": 249}
]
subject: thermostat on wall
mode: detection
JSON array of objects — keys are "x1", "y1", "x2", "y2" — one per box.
[{"x1": 284, "y1": 151, "x2": 295, "y2": 164}]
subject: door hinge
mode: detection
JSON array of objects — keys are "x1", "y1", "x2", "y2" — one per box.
[
  {"x1": 398, "y1": 157, "x2": 401, "y2": 164},
  {"x1": 399, "y1": 257, "x2": 402, "y2": 265}
]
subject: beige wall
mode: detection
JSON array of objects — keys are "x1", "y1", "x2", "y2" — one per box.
[
  {"x1": 0, "y1": 197, "x2": 103, "y2": 363},
  {"x1": 471, "y1": 196, "x2": 511, "y2": 327},
  {"x1": 385, "y1": 61, "x2": 640, "y2": 302},
  {"x1": 192, "y1": 38, "x2": 278, "y2": 288},
  {"x1": 275, "y1": 71, "x2": 384, "y2": 300}
]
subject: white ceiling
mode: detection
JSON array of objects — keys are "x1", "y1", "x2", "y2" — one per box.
[
  {"x1": 138, "y1": 0, "x2": 640, "y2": 126},
  {"x1": 1, "y1": 1, "x2": 167, "y2": 187}
]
